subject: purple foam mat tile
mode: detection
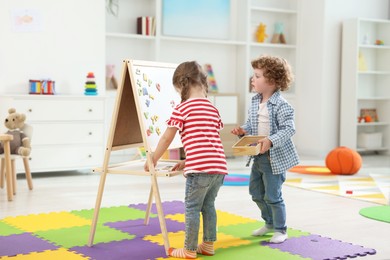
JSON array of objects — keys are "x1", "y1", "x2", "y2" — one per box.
[
  {"x1": 262, "y1": 234, "x2": 376, "y2": 260},
  {"x1": 71, "y1": 238, "x2": 165, "y2": 260},
  {"x1": 128, "y1": 200, "x2": 184, "y2": 215},
  {"x1": 0, "y1": 233, "x2": 58, "y2": 256},
  {"x1": 105, "y1": 217, "x2": 185, "y2": 237}
]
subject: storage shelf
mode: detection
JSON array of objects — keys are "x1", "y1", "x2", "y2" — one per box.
[
  {"x1": 359, "y1": 44, "x2": 390, "y2": 49},
  {"x1": 357, "y1": 122, "x2": 389, "y2": 126},
  {"x1": 358, "y1": 71, "x2": 390, "y2": 75},
  {"x1": 251, "y1": 7, "x2": 297, "y2": 14},
  {"x1": 106, "y1": 32, "x2": 155, "y2": 40},
  {"x1": 341, "y1": 18, "x2": 390, "y2": 154},
  {"x1": 358, "y1": 97, "x2": 390, "y2": 101},
  {"x1": 357, "y1": 147, "x2": 388, "y2": 152},
  {"x1": 160, "y1": 36, "x2": 246, "y2": 46},
  {"x1": 250, "y1": 42, "x2": 296, "y2": 48}
]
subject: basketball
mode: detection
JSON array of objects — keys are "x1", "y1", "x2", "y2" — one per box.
[{"x1": 325, "y1": 146, "x2": 362, "y2": 175}]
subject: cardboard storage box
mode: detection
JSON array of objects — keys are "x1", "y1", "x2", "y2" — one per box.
[
  {"x1": 232, "y1": 136, "x2": 265, "y2": 156},
  {"x1": 357, "y1": 132, "x2": 382, "y2": 149}
]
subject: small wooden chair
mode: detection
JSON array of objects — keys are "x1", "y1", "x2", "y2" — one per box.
[
  {"x1": 0, "y1": 124, "x2": 33, "y2": 196},
  {"x1": 0, "y1": 134, "x2": 14, "y2": 201}
]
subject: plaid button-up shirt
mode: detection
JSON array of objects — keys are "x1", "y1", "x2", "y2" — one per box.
[{"x1": 241, "y1": 91, "x2": 299, "y2": 175}]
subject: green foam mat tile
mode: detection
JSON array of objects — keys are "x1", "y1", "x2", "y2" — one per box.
[
  {"x1": 0, "y1": 221, "x2": 25, "y2": 236},
  {"x1": 71, "y1": 205, "x2": 156, "y2": 223},
  {"x1": 34, "y1": 224, "x2": 134, "y2": 248}
]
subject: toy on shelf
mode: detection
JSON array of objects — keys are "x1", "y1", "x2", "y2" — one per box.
[
  {"x1": 271, "y1": 22, "x2": 286, "y2": 44},
  {"x1": 106, "y1": 64, "x2": 118, "y2": 90},
  {"x1": 84, "y1": 72, "x2": 98, "y2": 96},
  {"x1": 358, "y1": 52, "x2": 367, "y2": 71},
  {"x1": 204, "y1": 64, "x2": 218, "y2": 93},
  {"x1": 256, "y1": 23, "x2": 268, "y2": 43},
  {"x1": 29, "y1": 79, "x2": 55, "y2": 94},
  {"x1": 375, "y1": 39, "x2": 384, "y2": 45}
]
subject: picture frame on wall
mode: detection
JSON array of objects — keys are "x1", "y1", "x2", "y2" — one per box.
[
  {"x1": 162, "y1": 0, "x2": 230, "y2": 40},
  {"x1": 360, "y1": 108, "x2": 378, "y2": 122}
]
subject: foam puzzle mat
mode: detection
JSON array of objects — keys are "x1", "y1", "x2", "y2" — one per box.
[{"x1": 0, "y1": 201, "x2": 376, "y2": 259}]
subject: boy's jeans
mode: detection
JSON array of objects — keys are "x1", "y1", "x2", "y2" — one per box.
[
  {"x1": 249, "y1": 153, "x2": 287, "y2": 233},
  {"x1": 184, "y1": 173, "x2": 225, "y2": 251}
]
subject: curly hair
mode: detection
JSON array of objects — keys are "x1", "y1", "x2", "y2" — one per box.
[
  {"x1": 172, "y1": 61, "x2": 208, "y2": 102},
  {"x1": 251, "y1": 55, "x2": 294, "y2": 91}
]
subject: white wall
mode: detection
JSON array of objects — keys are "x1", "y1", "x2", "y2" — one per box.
[
  {"x1": 295, "y1": 0, "x2": 389, "y2": 157},
  {"x1": 0, "y1": 0, "x2": 105, "y2": 95}
]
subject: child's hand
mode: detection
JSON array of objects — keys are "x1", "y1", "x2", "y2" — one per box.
[
  {"x1": 258, "y1": 138, "x2": 272, "y2": 154},
  {"x1": 171, "y1": 160, "x2": 185, "y2": 171},
  {"x1": 231, "y1": 127, "x2": 246, "y2": 136},
  {"x1": 144, "y1": 159, "x2": 156, "y2": 172}
]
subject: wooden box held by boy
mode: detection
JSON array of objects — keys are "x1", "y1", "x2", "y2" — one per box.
[{"x1": 232, "y1": 136, "x2": 265, "y2": 156}]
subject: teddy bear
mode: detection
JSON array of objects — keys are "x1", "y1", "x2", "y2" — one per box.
[
  {"x1": 256, "y1": 23, "x2": 268, "y2": 43},
  {"x1": 0, "y1": 108, "x2": 31, "y2": 156}
]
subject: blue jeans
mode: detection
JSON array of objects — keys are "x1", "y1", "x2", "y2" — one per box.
[
  {"x1": 184, "y1": 173, "x2": 225, "y2": 251},
  {"x1": 249, "y1": 153, "x2": 287, "y2": 233}
]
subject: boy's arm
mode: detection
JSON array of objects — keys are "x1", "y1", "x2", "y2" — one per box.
[{"x1": 268, "y1": 103, "x2": 296, "y2": 148}]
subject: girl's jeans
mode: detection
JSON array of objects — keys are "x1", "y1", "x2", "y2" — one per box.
[
  {"x1": 249, "y1": 153, "x2": 287, "y2": 233},
  {"x1": 184, "y1": 172, "x2": 225, "y2": 251}
]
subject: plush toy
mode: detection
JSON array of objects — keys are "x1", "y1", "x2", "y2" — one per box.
[
  {"x1": 0, "y1": 108, "x2": 31, "y2": 156},
  {"x1": 271, "y1": 22, "x2": 286, "y2": 44},
  {"x1": 256, "y1": 23, "x2": 268, "y2": 43}
]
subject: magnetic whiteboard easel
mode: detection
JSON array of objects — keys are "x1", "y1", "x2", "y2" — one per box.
[{"x1": 88, "y1": 60, "x2": 183, "y2": 255}]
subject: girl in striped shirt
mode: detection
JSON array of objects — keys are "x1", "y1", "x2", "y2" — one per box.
[{"x1": 144, "y1": 61, "x2": 227, "y2": 259}]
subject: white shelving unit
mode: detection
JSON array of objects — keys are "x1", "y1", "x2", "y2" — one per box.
[
  {"x1": 341, "y1": 18, "x2": 390, "y2": 154},
  {"x1": 105, "y1": 0, "x2": 299, "y2": 129},
  {"x1": 247, "y1": 0, "x2": 299, "y2": 111}
]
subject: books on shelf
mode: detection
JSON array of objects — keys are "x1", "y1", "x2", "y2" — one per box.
[{"x1": 137, "y1": 16, "x2": 156, "y2": 36}]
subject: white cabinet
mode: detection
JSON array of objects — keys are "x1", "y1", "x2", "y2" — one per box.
[
  {"x1": 0, "y1": 95, "x2": 106, "y2": 173},
  {"x1": 105, "y1": 0, "x2": 299, "y2": 123},
  {"x1": 340, "y1": 18, "x2": 390, "y2": 153}
]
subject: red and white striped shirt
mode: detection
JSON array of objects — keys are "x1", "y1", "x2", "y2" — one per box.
[{"x1": 167, "y1": 98, "x2": 228, "y2": 175}]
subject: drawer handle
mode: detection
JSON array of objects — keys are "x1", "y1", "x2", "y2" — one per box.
[
  {"x1": 88, "y1": 108, "x2": 93, "y2": 112},
  {"x1": 89, "y1": 132, "x2": 93, "y2": 136},
  {"x1": 28, "y1": 109, "x2": 32, "y2": 112},
  {"x1": 88, "y1": 154, "x2": 92, "y2": 158}
]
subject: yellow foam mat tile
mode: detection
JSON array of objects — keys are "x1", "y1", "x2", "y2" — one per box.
[
  {"x1": 145, "y1": 230, "x2": 251, "y2": 250},
  {"x1": 0, "y1": 248, "x2": 89, "y2": 259},
  {"x1": 166, "y1": 210, "x2": 256, "y2": 227},
  {"x1": 3, "y1": 212, "x2": 91, "y2": 232}
]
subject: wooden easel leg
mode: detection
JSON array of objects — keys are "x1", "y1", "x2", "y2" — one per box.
[
  {"x1": 151, "y1": 174, "x2": 170, "y2": 255},
  {"x1": 88, "y1": 170, "x2": 108, "y2": 247},
  {"x1": 144, "y1": 185, "x2": 154, "y2": 225}
]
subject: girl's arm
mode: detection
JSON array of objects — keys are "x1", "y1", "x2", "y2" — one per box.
[{"x1": 144, "y1": 127, "x2": 178, "y2": 171}]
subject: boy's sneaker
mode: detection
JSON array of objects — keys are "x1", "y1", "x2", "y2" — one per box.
[
  {"x1": 269, "y1": 232, "x2": 288, "y2": 243},
  {"x1": 252, "y1": 226, "x2": 273, "y2": 236}
]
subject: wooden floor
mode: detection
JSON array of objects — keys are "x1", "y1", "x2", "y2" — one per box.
[{"x1": 1, "y1": 154, "x2": 389, "y2": 260}]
